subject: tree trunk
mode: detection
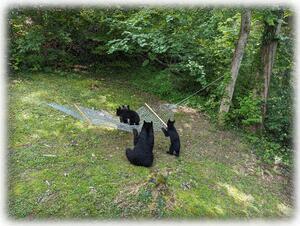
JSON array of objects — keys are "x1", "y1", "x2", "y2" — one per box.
[
  {"x1": 260, "y1": 10, "x2": 284, "y2": 126},
  {"x1": 219, "y1": 10, "x2": 251, "y2": 120}
]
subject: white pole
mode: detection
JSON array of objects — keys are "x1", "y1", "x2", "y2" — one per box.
[{"x1": 144, "y1": 103, "x2": 167, "y2": 127}]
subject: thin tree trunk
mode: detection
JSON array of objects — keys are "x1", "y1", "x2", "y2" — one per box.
[
  {"x1": 219, "y1": 10, "x2": 251, "y2": 119},
  {"x1": 260, "y1": 11, "x2": 283, "y2": 126}
]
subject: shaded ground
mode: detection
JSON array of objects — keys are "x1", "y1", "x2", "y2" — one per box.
[{"x1": 7, "y1": 72, "x2": 293, "y2": 219}]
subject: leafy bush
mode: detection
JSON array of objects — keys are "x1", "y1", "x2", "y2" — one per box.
[
  {"x1": 265, "y1": 87, "x2": 293, "y2": 148},
  {"x1": 246, "y1": 134, "x2": 292, "y2": 166},
  {"x1": 233, "y1": 93, "x2": 262, "y2": 126},
  {"x1": 8, "y1": 7, "x2": 294, "y2": 167},
  {"x1": 9, "y1": 18, "x2": 45, "y2": 71},
  {"x1": 174, "y1": 59, "x2": 207, "y2": 86}
]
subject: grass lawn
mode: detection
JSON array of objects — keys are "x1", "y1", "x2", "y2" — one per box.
[{"x1": 7, "y1": 70, "x2": 293, "y2": 219}]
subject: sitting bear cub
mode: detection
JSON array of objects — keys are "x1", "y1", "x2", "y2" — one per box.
[
  {"x1": 116, "y1": 105, "x2": 140, "y2": 125},
  {"x1": 161, "y1": 119, "x2": 180, "y2": 157},
  {"x1": 125, "y1": 121, "x2": 154, "y2": 167}
]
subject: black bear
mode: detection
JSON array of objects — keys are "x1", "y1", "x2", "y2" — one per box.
[
  {"x1": 125, "y1": 121, "x2": 154, "y2": 167},
  {"x1": 133, "y1": 128, "x2": 139, "y2": 146},
  {"x1": 116, "y1": 105, "x2": 127, "y2": 123},
  {"x1": 161, "y1": 119, "x2": 180, "y2": 157},
  {"x1": 116, "y1": 105, "x2": 140, "y2": 125}
]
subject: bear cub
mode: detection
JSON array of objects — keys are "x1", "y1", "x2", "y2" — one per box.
[
  {"x1": 161, "y1": 119, "x2": 180, "y2": 157},
  {"x1": 116, "y1": 105, "x2": 140, "y2": 125},
  {"x1": 125, "y1": 121, "x2": 154, "y2": 167}
]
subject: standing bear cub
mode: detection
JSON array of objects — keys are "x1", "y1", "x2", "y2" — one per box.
[
  {"x1": 116, "y1": 105, "x2": 140, "y2": 125},
  {"x1": 161, "y1": 119, "x2": 180, "y2": 157},
  {"x1": 125, "y1": 121, "x2": 154, "y2": 167}
]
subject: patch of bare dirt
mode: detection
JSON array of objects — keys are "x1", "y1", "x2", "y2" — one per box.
[{"x1": 171, "y1": 104, "x2": 293, "y2": 205}]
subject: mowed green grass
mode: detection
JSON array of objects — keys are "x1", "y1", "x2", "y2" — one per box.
[{"x1": 8, "y1": 71, "x2": 293, "y2": 219}]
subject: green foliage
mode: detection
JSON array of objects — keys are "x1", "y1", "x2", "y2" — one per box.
[
  {"x1": 233, "y1": 93, "x2": 262, "y2": 126},
  {"x1": 146, "y1": 71, "x2": 174, "y2": 96},
  {"x1": 131, "y1": 69, "x2": 180, "y2": 100},
  {"x1": 246, "y1": 135, "x2": 291, "y2": 166},
  {"x1": 137, "y1": 188, "x2": 152, "y2": 204},
  {"x1": 175, "y1": 59, "x2": 207, "y2": 86},
  {"x1": 8, "y1": 72, "x2": 292, "y2": 218},
  {"x1": 8, "y1": 7, "x2": 294, "y2": 166},
  {"x1": 265, "y1": 79, "x2": 293, "y2": 147},
  {"x1": 104, "y1": 8, "x2": 232, "y2": 91}
]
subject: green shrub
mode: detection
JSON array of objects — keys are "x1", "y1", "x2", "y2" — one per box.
[
  {"x1": 265, "y1": 89, "x2": 293, "y2": 148},
  {"x1": 246, "y1": 134, "x2": 292, "y2": 166},
  {"x1": 233, "y1": 92, "x2": 262, "y2": 126}
]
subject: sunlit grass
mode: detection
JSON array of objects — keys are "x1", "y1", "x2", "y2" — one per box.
[
  {"x1": 7, "y1": 71, "x2": 293, "y2": 219},
  {"x1": 217, "y1": 182, "x2": 254, "y2": 206}
]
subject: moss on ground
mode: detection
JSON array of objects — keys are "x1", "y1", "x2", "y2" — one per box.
[{"x1": 7, "y1": 71, "x2": 293, "y2": 219}]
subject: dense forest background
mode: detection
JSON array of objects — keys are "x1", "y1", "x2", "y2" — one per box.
[{"x1": 8, "y1": 7, "x2": 294, "y2": 167}]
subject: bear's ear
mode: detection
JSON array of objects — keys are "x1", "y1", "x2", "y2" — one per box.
[
  {"x1": 151, "y1": 121, "x2": 153, "y2": 125},
  {"x1": 168, "y1": 119, "x2": 171, "y2": 123},
  {"x1": 127, "y1": 105, "x2": 130, "y2": 109}
]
